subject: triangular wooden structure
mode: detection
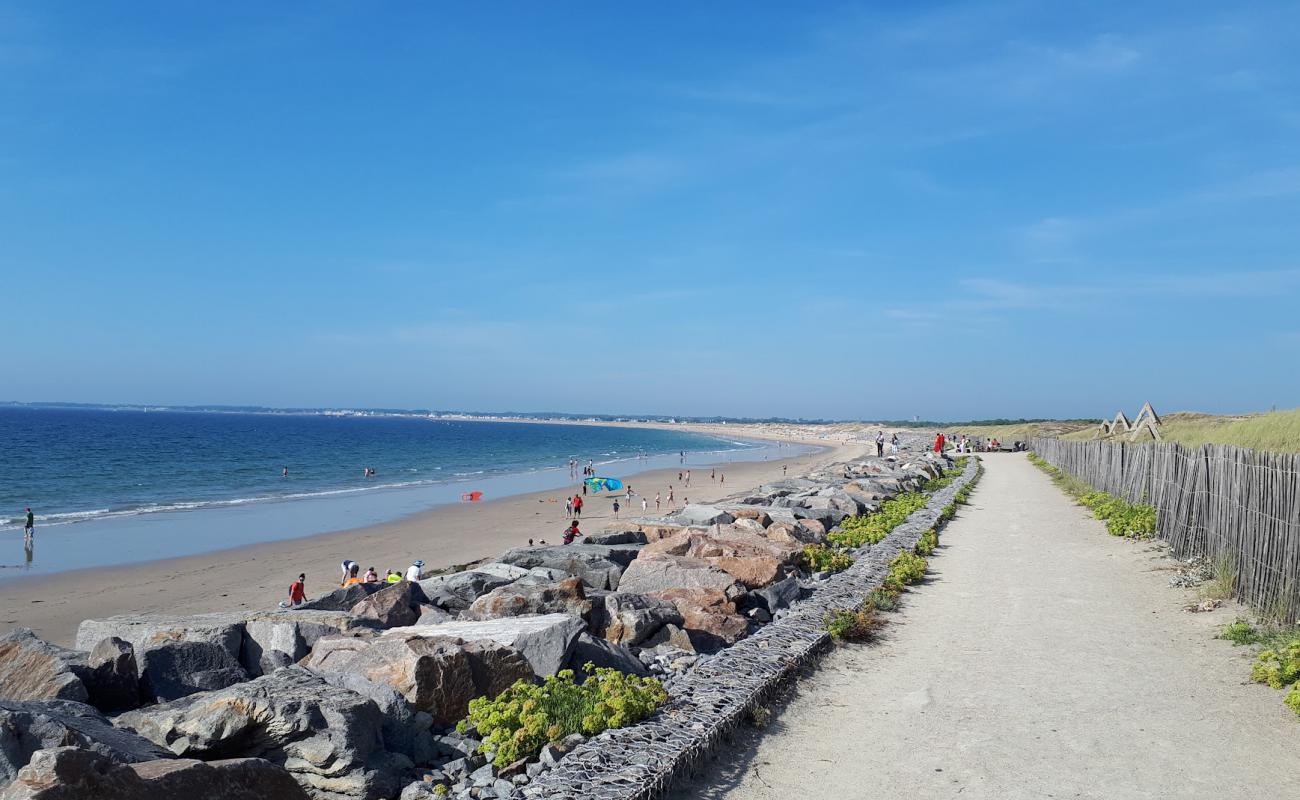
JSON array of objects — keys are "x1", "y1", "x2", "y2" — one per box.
[
  {"x1": 1109, "y1": 410, "x2": 1131, "y2": 433},
  {"x1": 1131, "y1": 401, "x2": 1161, "y2": 429}
]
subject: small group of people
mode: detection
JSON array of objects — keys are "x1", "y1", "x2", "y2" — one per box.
[
  {"x1": 285, "y1": 557, "x2": 427, "y2": 607},
  {"x1": 873, "y1": 431, "x2": 900, "y2": 457}
]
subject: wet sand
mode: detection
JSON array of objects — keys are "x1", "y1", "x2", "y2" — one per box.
[{"x1": 0, "y1": 429, "x2": 864, "y2": 647}]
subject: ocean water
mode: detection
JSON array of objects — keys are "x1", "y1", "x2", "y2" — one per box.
[{"x1": 0, "y1": 407, "x2": 805, "y2": 576}]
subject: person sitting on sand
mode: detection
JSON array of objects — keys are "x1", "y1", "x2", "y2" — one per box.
[
  {"x1": 342, "y1": 563, "x2": 363, "y2": 586},
  {"x1": 385, "y1": 569, "x2": 401, "y2": 583},
  {"x1": 287, "y1": 573, "x2": 306, "y2": 606},
  {"x1": 364, "y1": 566, "x2": 379, "y2": 583},
  {"x1": 562, "y1": 521, "x2": 581, "y2": 545},
  {"x1": 406, "y1": 560, "x2": 424, "y2": 581}
]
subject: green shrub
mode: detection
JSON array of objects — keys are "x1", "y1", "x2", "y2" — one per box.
[
  {"x1": 799, "y1": 544, "x2": 853, "y2": 573},
  {"x1": 1286, "y1": 683, "x2": 1300, "y2": 717},
  {"x1": 459, "y1": 665, "x2": 668, "y2": 768},
  {"x1": 889, "y1": 551, "x2": 928, "y2": 585},
  {"x1": 866, "y1": 587, "x2": 899, "y2": 612},
  {"x1": 826, "y1": 606, "x2": 885, "y2": 641},
  {"x1": 828, "y1": 493, "x2": 928, "y2": 548},
  {"x1": 915, "y1": 528, "x2": 938, "y2": 556},
  {"x1": 1221, "y1": 619, "x2": 1261, "y2": 646},
  {"x1": 1250, "y1": 639, "x2": 1300, "y2": 689}
]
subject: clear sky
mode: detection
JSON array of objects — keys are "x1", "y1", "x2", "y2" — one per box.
[{"x1": 3, "y1": 2, "x2": 1298, "y2": 420}]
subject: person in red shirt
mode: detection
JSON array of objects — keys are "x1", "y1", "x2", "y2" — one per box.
[
  {"x1": 934, "y1": 433, "x2": 945, "y2": 453},
  {"x1": 288, "y1": 573, "x2": 306, "y2": 606},
  {"x1": 563, "y1": 521, "x2": 581, "y2": 545},
  {"x1": 572, "y1": 495, "x2": 583, "y2": 517}
]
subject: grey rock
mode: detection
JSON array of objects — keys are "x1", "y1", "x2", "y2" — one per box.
[
  {"x1": 469, "y1": 763, "x2": 496, "y2": 786},
  {"x1": 615, "y1": 555, "x2": 746, "y2": 600},
  {"x1": 316, "y1": 670, "x2": 437, "y2": 765},
  {"x1": 295, "y1": 583, "x2": 383, "y2": 612},
  {"x1": 85, "y1": 637, "x2": 140, "y2": 712},
  {"x1": 750, "y1": 575, "x2": 802, "y2": 614},
  {"x1": 492, "y1": 778, "x2": 515, "y2": 794},
  {"x1": 591, "y1": 592, "x2": 682, "y2": 646},
  {"x1": 0, "y1": 700, "x2": 172, "y2": 783},
  {"x1": 580, "y1": 530, "x2": 647, "y2": 545},
  {"x1": 302, "y1": 632, "x2": 533, "y2": 728},
  {"x1": 417, "y1": 571, "x2": 518, "y2": 612},
  {"x1": 465, "y1": 578, "x2": 593, "y2": 621},
  {"x1": 472, "y1": 563, "x2": 532, "y2": 581},
  {"x1": 75, "y1": 613, "x2": 245, "y2": 663},
  {"x1": 0, "y1": 747, "x2": 310, "y2": 800},
  {"x1": 0, "y1": 629, "x2": 89, "y2": 703},
  {"x1": 496, "y1": 545, "x2": 642, "y2": 591},
  {"x1": 565, "y1": 633, "x2": 650, "y2": 676},
  {"x1": 350, "y1": 580, "x2": 426, "y2": 629},
  {"x1": 137, "y1": 640, "x2": 248, "y2": 703},
  {"x1": 118, "y1": 666, "x2": 410, "y2": 800},
  {"x1": 241, "y1": 609, "x2": 379, "y2": 677},
  {"x1": 638, "y1": 624, "x2": 695, "y2": 655},
  {"x1": 390, "y1": 614, "x2": 585, "y2": 678}
]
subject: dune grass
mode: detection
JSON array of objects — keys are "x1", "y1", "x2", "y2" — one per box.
[{"x1": 1060, "y1": 409, "x2": 1300, "y2": 453}]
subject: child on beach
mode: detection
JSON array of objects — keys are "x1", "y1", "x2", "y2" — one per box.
[
  {"x1": 286, "y1": 573, "x2": 306, "y2": 607},
  {"x1": 562, "y1": 521, "x2": 581, "y2": 545},
  {"x1": 613, "y1": 499, "x2": 620, "y2": 518}
]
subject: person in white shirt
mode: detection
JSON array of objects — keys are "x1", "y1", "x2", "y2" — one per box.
[{"x1": 406, "y1": 560, "x2": 424, "y2": 581}]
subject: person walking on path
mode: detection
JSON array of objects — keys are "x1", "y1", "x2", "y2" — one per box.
[
  {"x1": 23, "y1": 508, "x2": 34, "y2": 539},
  {"x1": 890, "y1": 433, "x2": 899, "y2": 455},
  {"x1": 933, "y1": 432, "x2": 945, "y2": 453}
]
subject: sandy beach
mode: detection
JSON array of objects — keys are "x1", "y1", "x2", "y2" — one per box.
[{"x1": 0, "y1": 425, "x2": 868, "y2": 647}]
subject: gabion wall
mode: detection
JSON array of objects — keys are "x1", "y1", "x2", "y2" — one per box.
[{"x1": 518, "y1": 457, "x2": 980, "y2": 799}]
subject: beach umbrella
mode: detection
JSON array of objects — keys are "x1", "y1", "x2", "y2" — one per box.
[{"x1": 584, "y1": 476, "x2": 623, "y2": 493}]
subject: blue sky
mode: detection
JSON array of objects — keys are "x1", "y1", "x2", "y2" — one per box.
[{"x1": 2, "y1": 1, "x2": 1298, "y2": 420}]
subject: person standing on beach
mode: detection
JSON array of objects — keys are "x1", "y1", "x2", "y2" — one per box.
[
  {"x1": 642, "y1": 496, "x2": 648, "y2": 513},
  {"x1": 685, "y1": 470, "x2": 691, "y2": 487},
  {"x1": 655, "y1": 493, "x2": 661, "y2": 511},
  {"x1": 891, "y1": 433, "x2": 899, "y2": 455},
  {"x1": 613, "y1": 499, "x2": 620, "y2": 518},
  {"x1": 573, "y1": 495, "x2": 583, "y2": 518},
  {"x1": 783, "y1": 465, "x2": 788, "y2": 476},
  {"x1": 24, "y1": 508, "x2": 34, "y2": 539},
  {"x1": 720, "y1": 473, "x2": 724, "y2": 485},
  {"x1": 288, "y1": 574, "x2": 306, "y2": 606},
  {"x1": 667, "y1": 487, "x2": 674, "y2": 508},
  {"x1": 934, "y1": 433, "x2": 945, "y2": 453},
  {"x1": 711, "y1": 468, "x2": 716, "y2": 481},
  {"x1": 875, "y1": 431, "x2": 885, "y2": 457},
  {"x1": 565, "y1": 497, "x2": 573, "y2": 517}
]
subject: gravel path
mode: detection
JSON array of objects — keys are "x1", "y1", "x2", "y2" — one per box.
[{"x1": 671, "y1": 452, "x2": 1300, "y2": 800}]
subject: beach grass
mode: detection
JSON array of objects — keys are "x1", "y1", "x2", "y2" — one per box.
[{"x1": 1059, "y1": 409, "x2": 1300, "y2": 453}]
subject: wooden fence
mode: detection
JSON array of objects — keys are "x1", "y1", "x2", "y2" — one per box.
[{"x1": 1031, "y1": 438, "x2": 1300, "y2": 621}]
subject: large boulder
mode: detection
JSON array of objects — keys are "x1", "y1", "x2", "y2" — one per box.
[
  {"x1": 0, "y1": 747, "x2": 310, "y2": 800},
  {"x1": 0, "y1": 629, "x2": 89, "y2": 703},
  {"x1": 465, "y1": 577, "x2": 593, "y2": 621},
  {"x1": 302, "y1": 633, "x2": 532, "y2": 728},
  {"x1": 0, "y1": 700, "x2": 172, "y2": 783},
  {"x1": 646, "y1": 588, "x2": 748, "y2": 652},
  {"x1": 564, "y1": 634, "x2": 649, "y2": 677},
  {"x1": 85, "y1": 637, "x2": 140, "y2": 712},
  {"x1": 590, "y1": 593, "x2": 682, "y2": 646},
  {"x1": 392, "y1": 614, "x2": 585, "y2": 678},
  {"x1": 749, "y1": 575, "x2": 802, "y2": 614},
  {"x1": 75, "y1": 613, "x2": 245, "y2": 663},
  {"x1": 665, "y1": 505, "x2": 736, "y2": 526},
  {"x1": 581, "y1": 530, "x2": 648, "y2": 546},
  {"x1": 616, "y1": 555, "x2": 746, "y2": 600},
  {"x1": 241, "y1": 610, "x2": 379, "y2": 677},
  {"x1": 295, "y1": 583, "x2": 383, "y2": 612},
  {"x1": 496, "y1": 545, "x2": 642, "y2": 591},
  {"x1": 137, "y1": 641, "x2": 247, "y2": 703},
  {"x1": 314, "y1": 672, "x2": 437, "y2": 765},
  {"x1": 350, "y1": 581, "x2": 425, "y2": 629},
  {"x1": 416, "y1": 571, "x2": 517, "y2": 612},
  {"x1": 117, "y1": 666, "x2": 410, "y2": 800},
  {"x1": 471, "y1": 562, "x2": 533, "y2": 581}
]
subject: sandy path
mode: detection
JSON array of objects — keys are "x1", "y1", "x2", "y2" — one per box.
[
  {"x1": 673, "y1": 452, "x2": 1300, "y2": 800},
  {"x1": 0, "y1": 439, "x2": 864, "y2": 647}
]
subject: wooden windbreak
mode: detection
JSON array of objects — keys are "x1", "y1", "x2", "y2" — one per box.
[{"x1": 1031, "y1": 438, "x2": 1300, "y2": 621}]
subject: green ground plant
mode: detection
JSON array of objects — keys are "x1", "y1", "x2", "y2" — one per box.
[
  {"x1": 829, "y1": 493, "x2": 928, "y2": 548},
  {"x1": 799, "y1": 544, "x2": 853, "y2": 574},
  {"x1": 866, "y1": 587, "x2": 899, "y2": 611},
  {"x1": 825, "y1": 605, "x2": 885, "y2": 641},
  {"x1": 1030, "y1": 454, "x2": 1157, "y2": 539},
  {"x1": 915, "y1": 527, "x2": 938, "y2": 556},
  {"x1": 1221, "y1": 619, "x2": 1261, "y2": 645},
  {"x1": 460, "y1": 665, "x2": 668, "y2": 768},
  {"x1": 882, "y1": 551, "x2": 928, "y2": 595},
  {"x1": 1251, "y1": 638, "x2": 1300, "y2": 689},
  {"x1": 1286, "y1": 684, "x2": 1300, "y2": 717}
]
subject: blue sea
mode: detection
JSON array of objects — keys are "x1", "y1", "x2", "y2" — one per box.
[{"x1": 0, "y1": 407, "x2": 804, "y2": 576}]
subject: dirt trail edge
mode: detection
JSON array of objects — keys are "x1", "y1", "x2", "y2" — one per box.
[{"x1": 672, "y1": 452, "x2": 1300, "y2": 800}]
